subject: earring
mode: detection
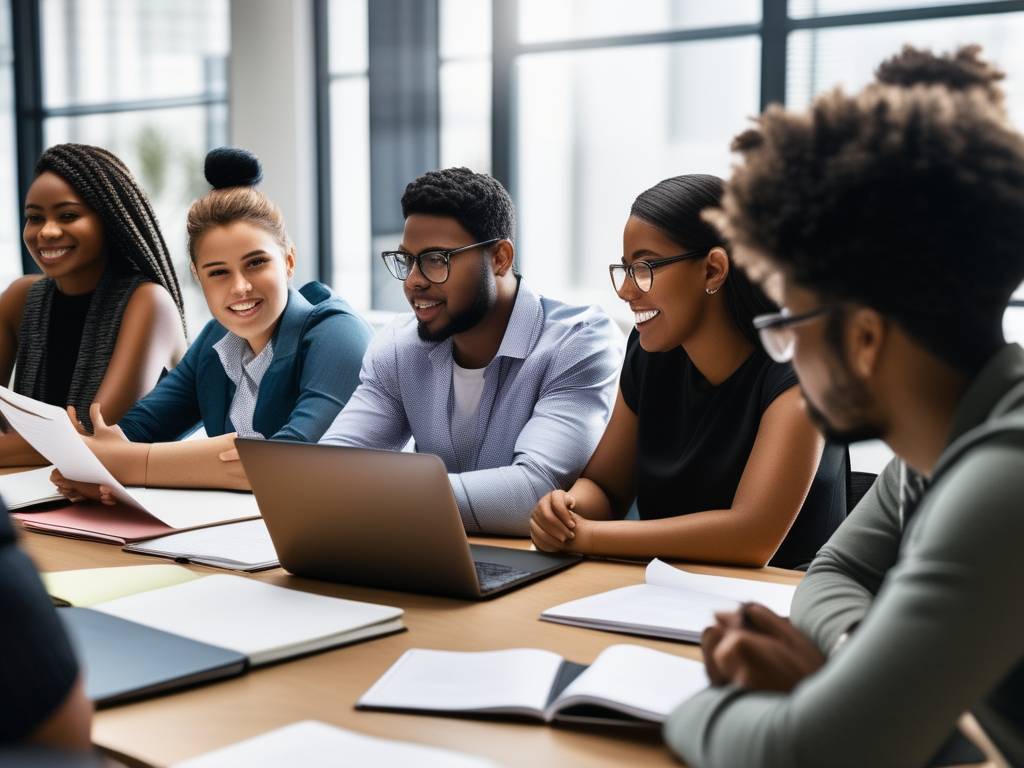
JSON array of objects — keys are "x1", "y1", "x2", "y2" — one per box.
[{"x1": 705, "y1": 287, "x2": 719, "y2": 295}]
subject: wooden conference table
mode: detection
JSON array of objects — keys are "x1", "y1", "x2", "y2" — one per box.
[{"x1": 19, "y1": 529, "x2": 1007, "y2": 768}]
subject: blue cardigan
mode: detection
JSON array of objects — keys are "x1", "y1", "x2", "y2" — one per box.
[{"x1": 118, "y1": 282, "x2": 372, "y2": 443}]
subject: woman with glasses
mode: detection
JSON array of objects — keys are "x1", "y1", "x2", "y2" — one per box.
[
  {"x1": 51, "y1": 147, "x2": 372, "y2": 500},
  {"x1": 529, "y1": 174, "x2": 847, "y2": 568}
]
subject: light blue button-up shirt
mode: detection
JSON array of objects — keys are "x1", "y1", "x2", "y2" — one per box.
[{"x1": 319, "y1": 281, "x2": 624, "y2": 535}]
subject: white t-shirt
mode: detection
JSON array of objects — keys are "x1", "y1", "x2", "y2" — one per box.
[{"x1": 451, "y1": 363, "x2": 487, "y2": 470}]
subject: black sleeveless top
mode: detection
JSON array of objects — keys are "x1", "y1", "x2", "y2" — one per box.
[
  {"x1": 14, "y1": 271, "x2": 146, "y2": 432},
  {"x1": 620, "y1": 329, "x2": 848, "y2": 568}
]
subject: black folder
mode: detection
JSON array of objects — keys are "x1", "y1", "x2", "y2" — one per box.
[{"x1": 58, "y1": 607, "x2": 247, "y2": 707}]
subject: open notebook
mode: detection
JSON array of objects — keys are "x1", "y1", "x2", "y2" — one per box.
[
  {"x1": 0, "y1": 386, "x2": 260, "y2": 541},
  {"x1": 358, "y1": 644, "x2": 708, "y2": 727},
  {"x1": 541, "y1": 559, "x2": 797, "y2": 642},
  {"x1": 172, "y1": 721, "x2": 498, "y2": 768}
]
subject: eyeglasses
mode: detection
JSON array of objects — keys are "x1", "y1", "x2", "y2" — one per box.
[
  {"x1": 608, "y1": 250, "x2": 706, "y2": 293},
  {"x1": 381, "y1": 238, "x2": 502, "y2": 284},
  {"x1": 752, "y1": 306, "x2": 833, "y2": 363}
]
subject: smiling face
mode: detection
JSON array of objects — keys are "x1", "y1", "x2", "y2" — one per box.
[
  {"x1": 23, "y1": 171, "x2": 106, "y2": 290},
  {"x1": 193, "y1": 220, "x2": 295, "y2": 354},
  {"x1": 618, "y1": 215, "x2": 709, "y2": 352},
  {"x1": 400, "y1": 214, "x2": 495, "y2": 342}
]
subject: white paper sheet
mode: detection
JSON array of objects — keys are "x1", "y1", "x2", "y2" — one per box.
[
  {"x1": 0, "y1": 386, "x2": 260, "y2": 530},
  {"x1": 0, "y1": 465, "x2": 63, "y2": 509},
  {"x1": 358, "y1": 648, "x2": 563, "y2": 717},
  {"x1": 94, "y1": 575, "x2": 403, "y2": 665},
  {"x1": 173, "y1": 721, "x2": 498, "y2": 768},
  {"x1": 645, "y1": 559, "x2": 796, "y2": 617},
  {"x1": 551, "y1": 644, "x2": 708, "y2": 722}
]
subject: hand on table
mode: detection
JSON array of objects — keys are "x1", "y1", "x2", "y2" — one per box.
[
  {"x1": 50, "y1": 468, "x2": 116, "y2": 505},
  {"x1": 701, "y1": 603, "x2": 825, "y2": 692}
]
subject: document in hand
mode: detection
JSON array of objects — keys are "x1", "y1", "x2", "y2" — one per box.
[
  {"x1": 357, "y1": 644, "x2": 708, "y2": 726},
  {"x1": 172, "y1": 721, "x2": 499, "y2": 768},
  {"x1": 0, "y1": 386, "x2": 260, "y2": 536},
  {"x1": 0, "y1": 465, "x2": 64, "y2": 509},
  {"x1": 540, "y1": 559, "x2": 797, "y2": 642},
  {"x1": 43, "y1": 564, "x2": 200, "y2": 606},
  {"x1": 123, "y1": 519, "x2": 279, "y2": 572},
  {"x1": 92, "y1": 574, "x2": 405, "y2": 666}
]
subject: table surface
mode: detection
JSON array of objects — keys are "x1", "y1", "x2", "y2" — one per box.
[
  {"x1": 18, "y1": 525, "x2": 1008, "y2": 768},
  {"x1": 20, "y1": 526, "x2": 805, "y2": 768}
]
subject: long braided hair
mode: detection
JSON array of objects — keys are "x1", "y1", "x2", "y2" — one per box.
[{"x1": 33, "y1": 143, "x2": 187, "y2": 335}]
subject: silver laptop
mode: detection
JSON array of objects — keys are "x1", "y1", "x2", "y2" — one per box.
[{"x1": 235, "y1": 439, "x2": 581, "y2": 599}]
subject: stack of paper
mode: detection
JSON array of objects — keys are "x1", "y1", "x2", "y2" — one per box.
[
  {"x1": 123, "y1": 519, "x2": 279, "y2": 571},
  {"x1": 173, "y1": 721, "x2": 498, "y2": 768},
  {"x1": 541, "y1": 559, "x2": 797, "y2": 642}
]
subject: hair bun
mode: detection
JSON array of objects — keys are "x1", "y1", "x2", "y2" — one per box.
[{"x1": 204, "y1": 147, "x2": 263, "y2": 189}]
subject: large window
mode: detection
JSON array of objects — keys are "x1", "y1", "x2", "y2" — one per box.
[
  {"x1": 29, "y1": 0, "x2": 228, "y2": 332},
  {"x1": 0, "y1": 0, "x2": 18, "y2": 283}
]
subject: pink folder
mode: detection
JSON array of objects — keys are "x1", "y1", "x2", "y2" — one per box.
[{"x1": 12, "y1": 502, "x2": 174, "y2": 544}]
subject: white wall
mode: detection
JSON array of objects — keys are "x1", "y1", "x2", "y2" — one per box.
[{"x1": 229, "y1": 0, "x2": 318, "y2": 284}]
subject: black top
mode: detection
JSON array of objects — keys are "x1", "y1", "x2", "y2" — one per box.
[
  {"x1": 0, "y1": 500, "x2": 80, "y2": 743},
  {"x1": 620, "y1": 330, "x2": 848, "y2": 568},
  {"x1": 44, "y1": 288, "x2": 94, "y2": 408}
]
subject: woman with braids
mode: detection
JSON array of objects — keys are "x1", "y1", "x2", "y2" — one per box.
[
  {"x1": 0, "y1": 143, "x2": 187, "y2": 466},
  {"x1": 52, "y1": 147, "x2": 372, "y2": 498},
  {"x1": 529, "y1": 175, "x2": 848, "y2": 568}
]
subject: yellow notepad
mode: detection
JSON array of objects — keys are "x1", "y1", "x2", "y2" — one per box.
[{"x1": 43, "y1": 564, "x2": 201, "y2": 607}]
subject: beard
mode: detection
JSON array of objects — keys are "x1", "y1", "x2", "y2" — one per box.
[
  {"x1": 800, "y1": 360, "x2": 884, "y2": 445},
  {"x1": 416, "y1": 262, "x2": 495, "y2": 342}
]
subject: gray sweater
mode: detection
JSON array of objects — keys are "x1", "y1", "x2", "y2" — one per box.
[{"x1": 664, "y1": 343, "x2": 1024, "y2": 768}]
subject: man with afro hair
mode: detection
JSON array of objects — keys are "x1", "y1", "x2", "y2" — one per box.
[
  {"x1": 320, "y1": 167, "x2": 622, "y2": 535},
  {"x1": 665, "y1": 45, "x2": 1024, "y2": 767}
]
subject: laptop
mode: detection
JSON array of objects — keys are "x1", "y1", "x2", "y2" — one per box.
[{"x1": 235, "y1": 439, "x2": 582, "y2": 599}]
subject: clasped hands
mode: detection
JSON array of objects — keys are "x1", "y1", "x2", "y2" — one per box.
[{"x1": 529, "y1": 490, "x2": 594, "y2": 553}]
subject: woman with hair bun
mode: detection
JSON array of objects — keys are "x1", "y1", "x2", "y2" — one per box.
[
  {"x1": 529, "y1": 175, "x2": 848, "y2": 568},
  {"x1": 0, "y1": 143, "x2": 188, "y2": 465},
  {"x1": 53, "y1": 147, "x2": 372, "y2": 497}
]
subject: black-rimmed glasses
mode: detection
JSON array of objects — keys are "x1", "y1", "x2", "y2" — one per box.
[
  {"x1": 752, "y1": 306, "x2": 834, "y2": 362},
  {"x1": 381, "y1": 238, "x2": 502, "y2": 284},
  {"x1": 608, "y1": 250, "x2": 706, "y2": 293}
]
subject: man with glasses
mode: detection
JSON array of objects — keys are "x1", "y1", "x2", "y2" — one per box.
[
  {"x1": 663, "y1": 46, "x2": 1024, "y2": 767},
  {"x1": 319, "y1": 167, "x2": 622, "y2": 535}
]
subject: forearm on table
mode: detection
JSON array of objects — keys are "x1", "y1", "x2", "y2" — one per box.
[
  {"x1": 145, "y1": 434, "x2": 249, "y2": 490},
  {"x1": 567, "y1": 476, "x2": 624, "y2": 521},
  {"x1": 0, "y1": 431, "x2": 47, "y2": 467},
  {"x1": 581, "y1": 508, "x2": 783, "y2": 567}
]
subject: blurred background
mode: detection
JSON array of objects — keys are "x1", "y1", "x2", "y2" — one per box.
[{"x1": 2, "y1": 0, "x2": 1024, "y2": 473}]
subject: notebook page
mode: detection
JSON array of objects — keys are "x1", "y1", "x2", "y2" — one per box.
[
  {"x1": 42, "y1": 564, "x2": 199, "y2": 607},
  {"x1": 358, "y1": 648, "x2": 563, "y2": 717},
  {"x1": 127, "y1": 519, "x2": 277, "y2": 568},
  {"x1": 94, "y1": 575, "x2": 402, "y2": 664},
  {"x1": 173, "y1": 721, "x2": 498, "y2": 768},
  {"x1": 0, "y1": 466, "x2": 63, "y2": 508},
  {"x1": 550, "y1": 645, "x2": 708, "y2": 723},
  {"x1": 127, "y1": 488, "x2": 261, "y2": 530},
  {"x1": 645, "y1": 559, "x2": 796, "y2": 617}
]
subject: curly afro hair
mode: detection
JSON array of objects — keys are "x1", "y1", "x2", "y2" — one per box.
[
  {"x1": 713, "y1": 45, "x2": 1024, "y2": 373},
  {"x1": 400, "y1": 167, "x2": 515, "y2": 243}
]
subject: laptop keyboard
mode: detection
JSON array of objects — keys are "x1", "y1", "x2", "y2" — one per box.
[{"x1": 474, "y1": 561, "x2": 532, "y2": 593}]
